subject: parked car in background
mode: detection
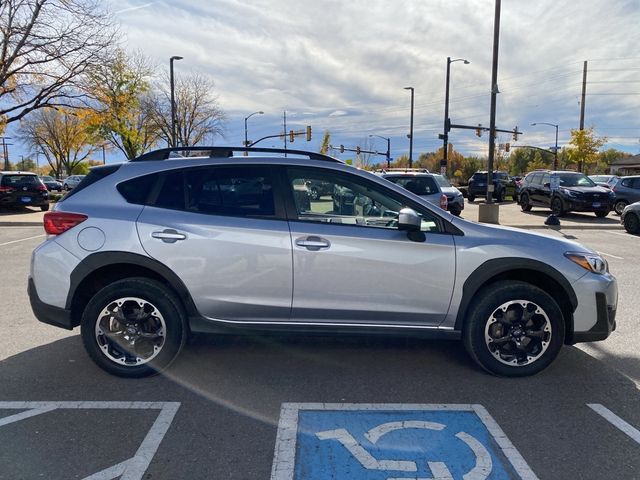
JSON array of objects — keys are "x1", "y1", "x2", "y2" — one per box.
[
  {"x1": 611, "y1": 176, "x2": 640, "y2": 215},
  {"x1": 379, "y1": 170, "x2": 453, "y2": 213},
  {"x1": 305, "y1": 179, "x2": 334, "y2": 200},
  {"x1": 0, "y1": 171, "x2": 49, "y2": 210},
  {"x1": 433, "y1": 174, "x2": 465, "y2": 216},
  {"x1": 29, "y1": 146, "x2": 618, "y2": 379},
  {"x1": 621, "y1": 201, "x2": 640, "y2": 234},
  {"x1": 589, "y1": 175, "x2": 619, "y2": 190},
  {"x1": 467, "y1": 171, "x2": 516, "y2": 202},
  {"x1": 519, "y1": 170, "x2": 614, "y2": 217},
  {"x1": 39, "y1": 175, "x2": 63, "y2": 192},
  {"x1": 63, "y1": 175, "x2": 86, "y2": 191}
]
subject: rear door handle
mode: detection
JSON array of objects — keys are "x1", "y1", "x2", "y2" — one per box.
[
  {"x1": 152, "y1": 229, "x2": 186, "y2": 243},
  {"x1": 295, "y1": 236, "x2": 331, "y2": 251}
]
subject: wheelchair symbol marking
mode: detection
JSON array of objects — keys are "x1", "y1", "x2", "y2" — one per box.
[{"x1": 316, "y1": 421, "x2": 492, "y2": 480}]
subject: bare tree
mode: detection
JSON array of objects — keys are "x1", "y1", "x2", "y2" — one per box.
[
  {"x1": 0, "y1": 0, "x2": 116, "y2": 133},
  {"x1": 19, "y1": 107, "x2": 100, "y2": 176},
  {"x1": 151, "y1": 73, "x2": 226, "y2": 147}
]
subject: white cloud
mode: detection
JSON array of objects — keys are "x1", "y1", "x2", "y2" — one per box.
[{"x1": 102, "y1": 1, "x2": 640, "y2": 158}]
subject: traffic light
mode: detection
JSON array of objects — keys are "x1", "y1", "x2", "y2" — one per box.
[
  {"x1": 505, "y1": 142, "x2": 510, "y2": 152},
  {"x1": 306, "y1": 125, "x2": 312, "y2": 141},
  {"x1": 339, "y1": 144, "x2": 345, "y2": 153},
  {"x1": 289, "y1": 130, "x2": 295, "y2": 143},
  {"x1": 476, "y1": 124, "x2": 482, "y2": 137},
  {"x1": 356, "y1": 146, "x2": 361, "y2": 155},
  {"x1": 512, "y1": 126, "x2": 519, "y2": 141}
]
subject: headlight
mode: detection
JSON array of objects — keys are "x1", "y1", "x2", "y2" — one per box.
[
  {"x1": 561, "y1": 188, "x2": 579, "y2": 197},
  {"x1": 565, "y1": 252, "x2": 608, "y2": 274}
]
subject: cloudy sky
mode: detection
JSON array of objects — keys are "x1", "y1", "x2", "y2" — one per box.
[{"x1": 37, "y1": 1, "x2": 640, "y2": 162}]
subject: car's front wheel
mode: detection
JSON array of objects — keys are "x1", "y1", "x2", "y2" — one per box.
[
  {"x1": 520, "y1": 192, "x2": 532, "y2": 211},
  {"x1": 463, "y1": 280, "x2": 564, "y2": 377},
  {"x1": 594, "y1": 210, "x2": 609, "y2": 218},
  {"x1": 624, "y1": 212, "x2": 640, "y2": 234},
  {"x1": 551, "y1": 197, "x2": 565, "y2": 216},
  {"x1": 80, "y1": 278, "x2": 187, "y2": 378},
  {"x1": 467, "y1": 194, "x2": 475, "y2": 202}
]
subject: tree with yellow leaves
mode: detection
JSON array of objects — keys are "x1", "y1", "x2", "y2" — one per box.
[{"x1": 567, "y1": 126, "x2": 607, "y2": 173}]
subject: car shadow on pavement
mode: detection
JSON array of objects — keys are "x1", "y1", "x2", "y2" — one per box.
[
  {"x1": 520, "y1": 209, "x2": 620, "y2": 224},
  {"x1": 0, "y1": 206, "x2": 44, "y2": 216},
  {"x1": 1, "y1": 334, "x2": 639, "y2": 479}
]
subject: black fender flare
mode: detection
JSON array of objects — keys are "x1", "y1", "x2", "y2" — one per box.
[
  {"x1": 67, "y1": 251, "x2": 199, "y2": 317},
  {"x1": 454, "y1": 257, "x2": 578, "y2": 331}
]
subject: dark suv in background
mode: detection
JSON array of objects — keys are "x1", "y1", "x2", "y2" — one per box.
[
  {"x1": 611, "y1": 176, "x2": 640, "y2": 215},
  {"x1": 519, "y1": 170, "x2": 614, "y2": 217},
  {"x1": 0, "y1": 171, "x2": 50, "y2": 211},
  {"x1": 467, "y1": 171, "x2": 516, "y2": 202}
]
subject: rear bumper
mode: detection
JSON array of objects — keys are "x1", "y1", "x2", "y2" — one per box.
[{"x1": 28, "y1": 277, "x2": 74, "y2": 330}]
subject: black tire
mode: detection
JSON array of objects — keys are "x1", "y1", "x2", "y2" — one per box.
[
  {"x1": 40, "y1": 204, "x2": 50, "y2": 212},
  {"x1": 594, "y1": 210, "x2": 609, "y2": 218},
  {"x1": 80, "y1": 277, "x2": 187, "y2": 378},
  {"x1": 467, "y1": 194, "x2": 475, "y2": 202},
  {"x1": 614, "y1": 200, "x2": 628, "y2": 216},
  {"x1": 450, "y1": 207, "x2": 462, "y2": 217},
  {"x1": 463, "y1": 280, "x2": 565, "y2": 377},
  {"x1": 624, "y1": 212, "x2": 640, "y2": 234},
  {"x1": 63, "y1": 184, "x2": 69, "y2": 191},
  {"x1": 551, "y1": 197, "x2": 564, "y2": 216},
  {"x1": 520, "y1": 193, "x2": 532, "y2": 212},
  {"x1": 496, "y1": 188, "x2": 504, "y2": 203}
]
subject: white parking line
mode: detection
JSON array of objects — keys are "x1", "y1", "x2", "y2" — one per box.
[
  {"x1": 598, "y1": 251, "x2": 624, "y2": 260},
  {"x1": 0, "y1": 401, "x2": 180, "y2": 480},
  {"x1": 0, "y1": 234, "x2": 45, "y2": 247},
  {"x1": 587, "y1": 404, "x2": 640, "y2": 445},
  {"x1": 607, "y1": 231, "x2": 638, "y2": 239}
]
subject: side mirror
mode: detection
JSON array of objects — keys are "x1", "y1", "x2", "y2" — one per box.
[
  {"x1": 397, "y1": 208, "x2": 421, "y2": 232},
  {"x1": 543, "y1": 182, "x2": 551, "y2": 188}
]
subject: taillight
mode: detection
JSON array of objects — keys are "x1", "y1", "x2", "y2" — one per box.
[
  {"x1": 0, "y1": 186, "x2": 15, "y2": 193},
  {"x1": 440, "y1": 194, "x2": 448, "y2": 210},
  {"x1": 37, "y1": 184, "x2": 48, "y2": 191},
  {"x1": 43, "y1": 212, "x2": 88, "y2": 235}
]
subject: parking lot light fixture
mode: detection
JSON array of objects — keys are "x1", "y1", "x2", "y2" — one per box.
[
  {"x1": 531, "y1": 122, "x2": 559, "y2": 170},
  {"x1": 443, "y1": 57, "x2": 470, "y2": 175},
  {"x1": 404, "y1": 87, "x2": 414, "y2": 168}
]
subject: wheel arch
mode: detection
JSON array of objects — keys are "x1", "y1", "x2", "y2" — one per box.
[
  {"x1": 454, "y1": 258, "x2": 577, "y2": 344},
  {"x1": 67, "y1": 252, "x2": 198, "y2": 329}
]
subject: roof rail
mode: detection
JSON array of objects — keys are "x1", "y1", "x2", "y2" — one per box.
[
  {"x1": 131, "y1": 146, "x2": 342, "y2": 163},
  {"x1": 376, "y1": 168, "x2": 430, "y2": 173}
]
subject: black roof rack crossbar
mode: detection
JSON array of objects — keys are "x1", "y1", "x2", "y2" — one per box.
[{"x1": 132, "y1": 146, "x2": 342, "y2": 163}]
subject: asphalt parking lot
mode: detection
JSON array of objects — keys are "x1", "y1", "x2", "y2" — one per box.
[{"x1": 1, "y1": 217, "x2": 639, "y2": 479}]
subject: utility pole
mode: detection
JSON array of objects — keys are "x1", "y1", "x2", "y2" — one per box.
[
  {"x1": 404, "y1": 87, "x2": 414, "y2": 168},
  {"x1": 486, "y1": 0, "x2": 501, "y2": 205},
  {"x1": 442, "y1": 57, "x2": 470, "y2": 175},
  {"x1": 0, "y1": 137, "x2": 11, "y2": 170},
  {"x1": 283, "y1": 111, "x2": 287, "y2": 155},
  {"x1": 578, "y1": 60, "x2": 588, "y2": 172}
]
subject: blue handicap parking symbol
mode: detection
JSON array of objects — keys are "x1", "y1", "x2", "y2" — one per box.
[{"x1": 271, "y1": 404, "x2": 537, "y2": 480}]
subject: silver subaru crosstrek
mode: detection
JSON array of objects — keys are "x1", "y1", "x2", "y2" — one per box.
[{"x1": 29, "y1": 147, "x2": 618, "y2": 378}]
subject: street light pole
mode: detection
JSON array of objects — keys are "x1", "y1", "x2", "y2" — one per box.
[
  {"x1": 369, "y1": 134, "x2": 391, "y2": 168},
  {"x1": 244, "y1": 111, "x2": 264, "y2": 148},
  {"x1": 404, "y1": 87, "x2": 414, "y2": 168},
  {"x1": 485, "y1": 0, "x2": 502, "y2": 205},
  {"x1": 531, "y1": 122, "x2": 559, "y2": 170},
  {"x1": 169, "y1": 55, "x2": 183, "y2": 148},
  {"x1": 443, "y1": 57, "x2": 470, "y2": 175}
]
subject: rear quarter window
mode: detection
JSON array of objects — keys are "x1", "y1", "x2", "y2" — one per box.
[{"x1": 61, "y1": 165, "x2": 121, "y2": 201}]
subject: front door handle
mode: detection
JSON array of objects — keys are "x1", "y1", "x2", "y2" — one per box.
[
  {"x1": 295, "y1": 236, "x2": 331, "y2": 251},
  {"x1": 152, "y1": 229, "x2": 187, "y2": 243}
]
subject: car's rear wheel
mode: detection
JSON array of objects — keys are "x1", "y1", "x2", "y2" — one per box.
[
  {"x1": 614, "y1": 200, "x2": 628, "y2": 215},
  {"x1": 467, "y1": 194, "x2": 475, "y2": 202},
  {"x1": 40, "y1": 204, "x2": 50, "y2": 212},
  {"x1": 624, "y1": 212, "x2": 640, "y2": 234},
  {"x1": 594, "y1": 210, "x2": 609, "y2": 218},
  {"x1": 520, "y1": 192, "x2": 532, "y2": 211},
  {"x1": 551, "y1": 197, "x2": 565, "y2": 216},
  {"x1": 80, "y1": 278, "x2": 187, "y2": 378},
  {"x1": 450, "y1": 206, "x2": 462, "y2": 216},
  {"x1": 463, "y1": 281, "x2": 564, "y2": 377}
]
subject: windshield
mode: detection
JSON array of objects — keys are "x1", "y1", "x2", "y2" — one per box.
[
  {"x1": 385, "y1": 176, "x2": 439, "y2": 195},
  {"x1": 557, "y1": 173, "x2": 595, "y2": 187},
  {"x1": 41, "y1": 176, "x2": 54, "y2": 182},
  {"x1": 433, "y1": 175, "x2": 452, "y2": 187}
]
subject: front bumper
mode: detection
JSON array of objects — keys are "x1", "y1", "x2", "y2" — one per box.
[
  {"x1": 28, "y1": 277, "x2": 74, "y2": 330},
  {"x1": 564, "y1": 197, "x2": 613, "y2": 212},
  {"x1": 568, "y1": 272, "x2": 617, "y2": 344}
]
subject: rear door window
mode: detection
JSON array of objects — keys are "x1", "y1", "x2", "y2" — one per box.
[{"x1": 386, "y1": 176, "x2": 439, "y2": 195}]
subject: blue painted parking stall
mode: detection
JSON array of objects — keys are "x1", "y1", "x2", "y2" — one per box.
[{"x1": 271, "y1": 403, "x2": 538, "y2": 480}]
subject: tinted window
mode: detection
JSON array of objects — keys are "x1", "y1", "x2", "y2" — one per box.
[
  {"x1": 185, "y1": 167, "x2": 275, "y2": 216},
  {"x1": 621, "y1": 178, "x2": 632, "y2": 187},
  {"x1": 150, "y1": 166, "x2": 276, "y2": 217},
  {"x1": 61, "y1": 165, "x2": 120, "y2": 201},
  {"x1": 529, "y1": 173, "x2": 542, "y2": 185},
  {"x1": 117, "y1": 173, "x2": 159, "y2": 205},
  {"x1": 631, "y1": 178, "x2": 640, "y2": 189},
  {"x1": 541, "y1": 173, "x2": 551, "y2": 186},
  {"x1": 385, "y1": 176, "x2": 439, "y2": 195},
  {"x1": 472, "y1": 173, "x2": 487, "y2": 181},
  {"x1": 433, "y1": 175, "x2": 452, "y2": 187}
]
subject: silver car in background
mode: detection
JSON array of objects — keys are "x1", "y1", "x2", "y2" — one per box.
[{"x1": 29, "y1": 147, "x2": 617, "y2": 379}]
